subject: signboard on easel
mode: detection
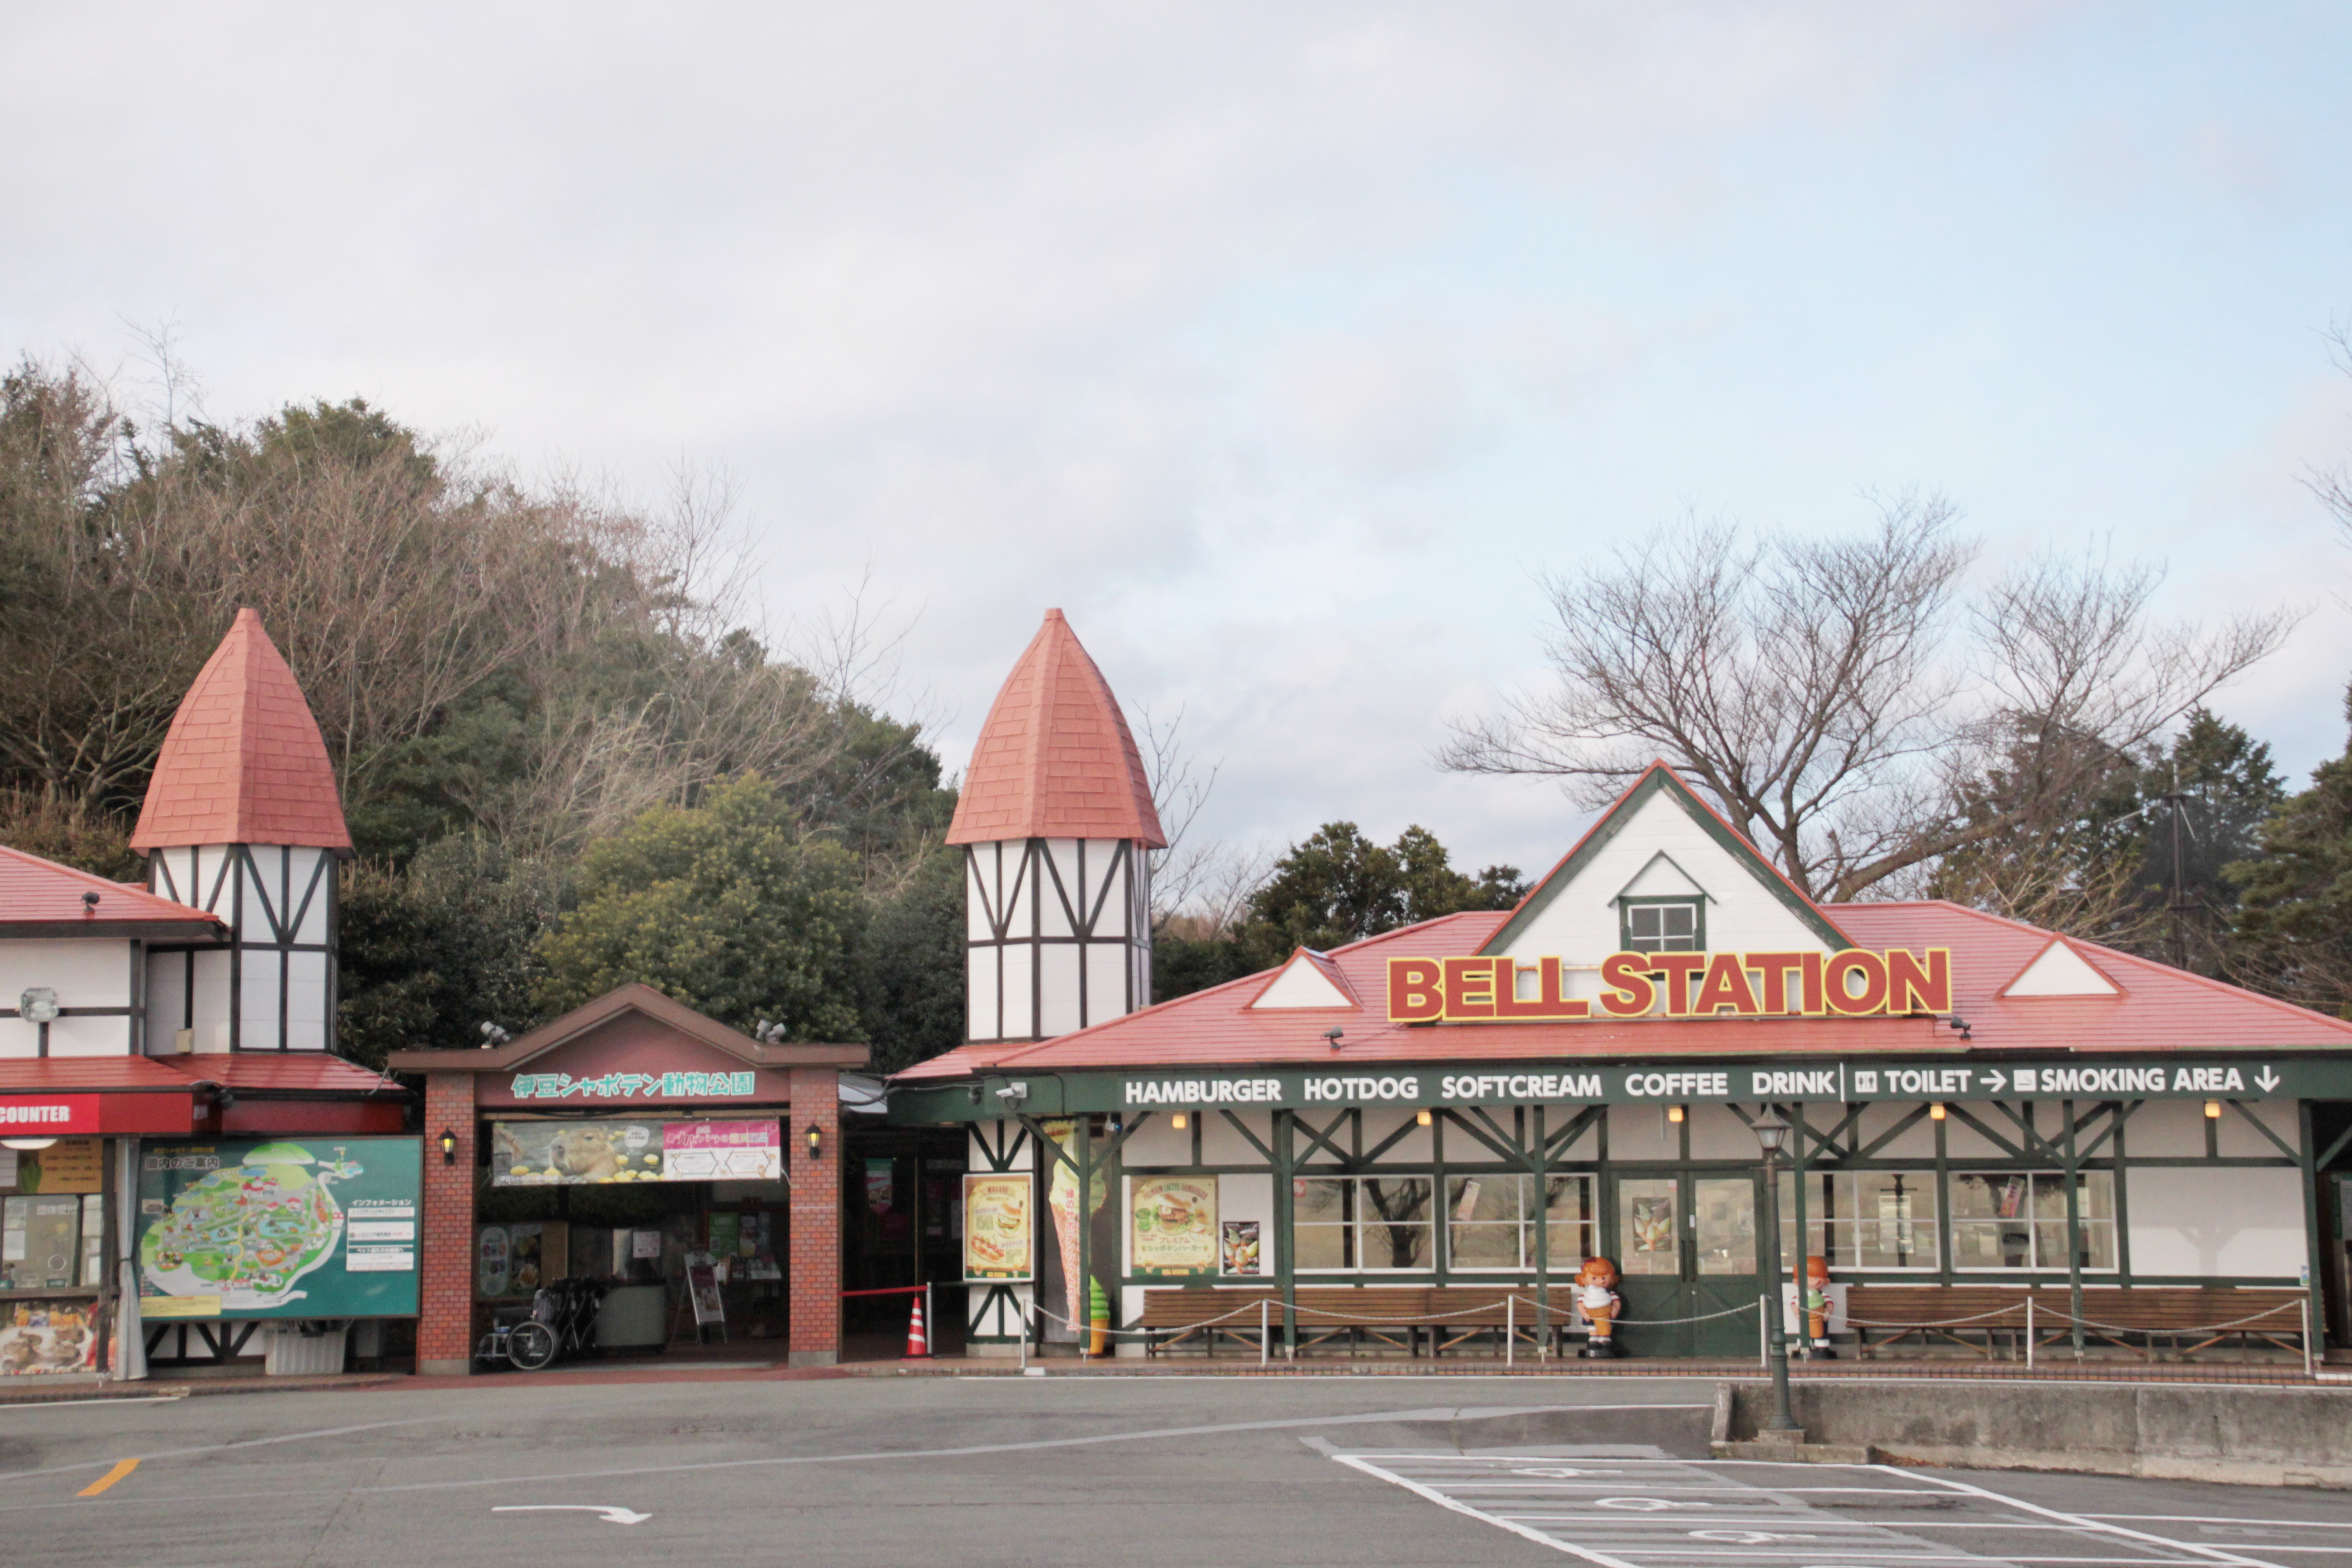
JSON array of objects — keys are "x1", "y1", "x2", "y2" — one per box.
[{"x1": 682, "y1": 1253, "x2": 726, "y2": 1342}]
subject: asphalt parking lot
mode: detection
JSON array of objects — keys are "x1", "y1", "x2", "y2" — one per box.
[{"x1": 0, "y1": 1375, "x2": 2344, "y2": 1568}]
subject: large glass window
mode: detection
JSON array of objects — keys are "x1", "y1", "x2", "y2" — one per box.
[
  {"x1": 1948, "y1": 1171, "x2": 2115, "y2": 1272},
  {"x1": 1446, "y1": 1175, "x2": 1597, "y2": 1271},
  {"x1": 1620, "y1": 898, "x2": 1701, "y2": 952},
  {"x1": 1779, "y1": 1171, "x2": 1939, "y2": 1270},
  {"x1": 1294, "y1": 1176, "x2": 1434, "y2": 1271}
]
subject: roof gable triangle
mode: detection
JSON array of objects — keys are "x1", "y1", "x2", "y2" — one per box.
[
  {"x1": 1479, "y1": 763, "x2": 1849, "y2": 958},
  {"x1": 1999, "y1": 936, "x2": 2123, "y2": 998},
  {"x1": 1245, "y1": 949, "x2": 1361, "y2": 1011}
]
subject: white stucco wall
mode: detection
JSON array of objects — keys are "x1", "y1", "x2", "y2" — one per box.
[{"x1": 2126, "y1": 1165, "x2": 2306, "y2": 1279}]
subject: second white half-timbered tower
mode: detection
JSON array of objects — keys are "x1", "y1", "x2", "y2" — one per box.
[
  {"x1": 948, "y1": 609, "x2": 1165, "y2": 1045},
  {"x1": 130, "y1": 608, "x2": 353, "y2": 1054}
]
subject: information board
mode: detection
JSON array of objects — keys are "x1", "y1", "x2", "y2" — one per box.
[
  {"x1": 962, "y1": 1174, "x2": 1033, "y2": 1281},
  {"x1": 136, "y1": 1137, "x2": 422, "y2": 1319}
]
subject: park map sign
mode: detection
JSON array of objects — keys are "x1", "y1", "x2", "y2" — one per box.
[{"x1": 136, "y1": 1138, "x2": 422, "y2": 1320}]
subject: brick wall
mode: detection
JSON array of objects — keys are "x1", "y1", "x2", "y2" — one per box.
[
  {"x1": 418, "y1": 1073, "x2": 477, "y2": 1374},
  {"x1": 786, "y1": 1068, "x2": 841, "y2": 1366}
]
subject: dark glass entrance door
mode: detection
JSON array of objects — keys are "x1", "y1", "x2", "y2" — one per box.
[{"x1": 1613, "y1": 1172, "x2": 1762, "y2": 1358}]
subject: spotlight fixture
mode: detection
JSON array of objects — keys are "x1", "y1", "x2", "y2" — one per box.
[
  {"x1": 478, "y1": 1020, "x2": 512, "y2": 1047},
  {"x1": 1947, "y1": 1016, "x2": 1972, "y2": 1041},
  {"x1": 80, "y1": 890, "x2": 100, "y2": 913},
  {"x1": 1323, "y1": 1027, "x2": 1345, "y2": 1051}
]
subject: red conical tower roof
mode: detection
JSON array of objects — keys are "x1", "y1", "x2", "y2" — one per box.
[
  {"x1": 946, "y1": 609, "x2": 1165, "y2": 847},
  {"x1": 130, "y1": 608, "x2": 353, "y2": 851}
]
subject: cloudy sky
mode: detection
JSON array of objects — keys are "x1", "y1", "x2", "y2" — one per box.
[{"x1": 7, "y1": 4, "x2": 2351, "y2": 878}]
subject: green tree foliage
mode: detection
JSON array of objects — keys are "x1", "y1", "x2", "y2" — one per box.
[
  {"x1": 2230, "y1": 697, "x2": 2352, "y2": 1012},
  {"x1": 1930, "y1": 709, "x2": 2282, "y2": 974},
  {"x1": 337, "y1": 840, "x2": 566, "y2": 1071},
  {"x1": 1154, "y1": 822, "x2": 1524, "y2": 1002},
  {"x1": 535, "y1": 775, "x2": 869, "y2": 1039},
  {"x1": 858, "y1": 846, "x2": 968, "y2": 1073},
  {"x1": 0, "y1": 358, "x2": 967, "y2": 1066}
]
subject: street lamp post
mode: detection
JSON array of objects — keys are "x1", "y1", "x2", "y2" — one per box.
[{"x1": 1752, "y1": 1113, "x2": 1801, "y2": 1436}]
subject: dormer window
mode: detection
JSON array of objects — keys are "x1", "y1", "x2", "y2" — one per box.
[{"x1": 1621, "y1": 896, "x2": 1703, "y2": 953}]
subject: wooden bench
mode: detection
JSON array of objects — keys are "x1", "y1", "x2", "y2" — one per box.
[
  {"x1": 1136, "y1": 1287, "x2": 1279, "y2": 1355},
  {"x1": 1843, "y1": 1286, "x2": 2307, "y2": 1361},
  {"x1": 1139, "y1": 1285, "x2": 1590, "y2": 1358}
]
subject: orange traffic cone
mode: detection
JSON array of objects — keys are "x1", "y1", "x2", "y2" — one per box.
[{"x1": 905, "y1": 1295, "x2": 930, "y2": 1358}]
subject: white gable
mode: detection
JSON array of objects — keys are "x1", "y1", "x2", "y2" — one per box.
[
  {"x1": 2002, "y1": 939, "x2": 2121, "y2": 998},
  {"x1": 1247, "y1": 952, "x2": 1358, "y2": 1010},
  {"x1": 1617, "y1": 851, "x2": 1707, "y2": 899},
  {"x1": 1490, "y1": 787, "x2": 1834, "y2": 996}
]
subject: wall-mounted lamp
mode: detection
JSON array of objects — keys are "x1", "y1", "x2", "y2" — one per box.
[
  {"x1": 806, "y1": 1122, "x2": 824, "y2": 1159},
  {"x1": 1928, "y1": 1102, "x2": 1947, "y2": 1121},
  {"x1": 2203, "y1": 1099, "x2": 2223, "y2": 1120},
  {"x1": 1170, "y1": 1112, "x2": 1188, "y2": 1130},
  {"x1": 1416, "y1": 1109, "x2": 1433, "y2": 1127},
  {"x1": 1323, "y1": 1027, "x2": 1345, "y2": 1051},
  {"x1": 1666, "y1": 1104, "x2": 1686, "y2": 1124},
  {"x1": 0, "y1": 1137, "x2": 58, "y2": 1152},
  {"x1": 438, "y1": 1127, "x2": 458, "y2": 1164}
]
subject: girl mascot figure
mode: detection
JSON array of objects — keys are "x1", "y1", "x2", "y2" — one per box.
[
  {"x1": 1802, "y1": 1255, "x2": 1835, "y2": 1360},
  {"x1": 1576, "y1": 1257, "x2": 1623, "y2": 1359}
]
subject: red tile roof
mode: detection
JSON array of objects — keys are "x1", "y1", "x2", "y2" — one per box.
[
  {"x1": 0, "y1": 1053, "x2": 397, "y2": 1099},
  {"x1": 130, "y1": 608, "x2": 352, "y2": 851},
  {"x1": 173, "y1": 1053, "x2": 402, "y2": 1094},
  {"x1": 0, "y1": 844, "x2": 222, "y2": 934},
  {"x1": 945, "y1": 610, "x2": 1165, "y2": 847},
  {"x1": 0, "y1": 1056, "x2": 203, "y2": 1092},
  {"x1": 896, "y1": 902, "x2": 2352, "y2": 1080}
]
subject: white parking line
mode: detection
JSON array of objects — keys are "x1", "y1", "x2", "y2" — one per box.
[{"x1": 1327, "y1": 1455, "x2": 2301, "y2": 1568}]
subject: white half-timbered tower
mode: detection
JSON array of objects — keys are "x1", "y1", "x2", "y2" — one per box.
[
  {"x1": 131, "y1": 609, "x2": 353, "y2": 1054},
  {"x1": 949, "y1": 609, "x2": 1165, "y2": 1045}
]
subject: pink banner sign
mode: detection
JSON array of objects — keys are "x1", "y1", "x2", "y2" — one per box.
[{"x1": 661, "y1": 1120, "x2": 782, "y2": 1181}]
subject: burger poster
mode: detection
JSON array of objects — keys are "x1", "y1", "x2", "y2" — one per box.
[
  {"x1": 962, "y1": 1174, "x2": 1033, "y2": 1281},
  {"x1": 1130, "y1": 1177, "x2": 1216, "y2": 1275}
]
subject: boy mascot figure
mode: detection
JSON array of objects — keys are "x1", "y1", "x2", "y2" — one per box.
[
  {"x1": 1576, "y1": 1256, "x2": 1623, "y2": 1359},
  {"x1": 1801, "y1": 1255, "x2": 1834, "y2": 1360}
]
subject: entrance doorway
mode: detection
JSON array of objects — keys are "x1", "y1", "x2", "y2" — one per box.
[{"x1": 1612, "y1": 1171, "x2": 1763, "y2": 1357}]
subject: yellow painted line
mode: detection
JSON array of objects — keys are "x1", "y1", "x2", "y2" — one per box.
[{"x1": 77, "y1": 1459, "x2": 138, "y2": 1498}]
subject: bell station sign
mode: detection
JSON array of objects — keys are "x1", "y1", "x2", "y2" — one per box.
[{"x1": 1387, "y1": 950, "x2": 1953, "y2": 1023}]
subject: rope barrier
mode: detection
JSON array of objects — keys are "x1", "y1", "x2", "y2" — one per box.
[{"x1": 1844, "y1": 1300, "x2": 2303, "y2": 1336}]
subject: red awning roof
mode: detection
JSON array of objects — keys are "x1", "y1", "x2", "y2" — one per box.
[
  {"x1": 0, "y1": 845, "x2": 222, "y2": 934},
  {"x1": 0, "y1": 1057, "x2": 204, "y2": 1092},
  {"x1": 0, "y1": 1054, "x2": 397, "y2": 1096},
  {"x1": 895, "y1": 901, "x2": 2352, "y2": 1081}
]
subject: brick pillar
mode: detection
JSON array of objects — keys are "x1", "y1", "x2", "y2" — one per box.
[
  {"x1": 418, "y1": 1072, "x2": 478, "y2": 1376},
  {"x1": 787, "y1": 1067, "x2": 841, "y2": 1367}
]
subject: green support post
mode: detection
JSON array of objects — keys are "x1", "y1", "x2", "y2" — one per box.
[
  {"x1": 1275, "y1": 1109, "x2": 1297, "y2": 1356},
  {"x1": 2063, "y1": 1100, "x2": 2085, "y2": 1358},
  {"x1": 2301, "y1": 1100, "x2": 2327, "y2": 1354},
  {"x1": 1533, "y1": 1104, "x2": 1550, "y2": 1355}
]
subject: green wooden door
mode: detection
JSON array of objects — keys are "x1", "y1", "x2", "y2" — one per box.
[{"x1": 1612, "y1": 1172, "x2": 1762, "y2": 1359}]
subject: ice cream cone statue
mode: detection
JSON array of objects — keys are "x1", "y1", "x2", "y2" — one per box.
[
  {"x1": 1802, "y1": 1255, "x2": 1834, "y2": 1359},
  {"x1": 1576, "y1": 1257, "x2": 1623, "y2": 1359}
]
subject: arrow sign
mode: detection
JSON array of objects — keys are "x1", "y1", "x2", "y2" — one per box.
[
  {"x1": 2256, "y1": 1067, "x2": 2281, "y2": 1092},
  {"x1": 493, "y1": 1506, "x2": 650, "y2": 1526},
  {"x1": 1980, "y1": 1070, "x2": 2005, "y2": 1093}
]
